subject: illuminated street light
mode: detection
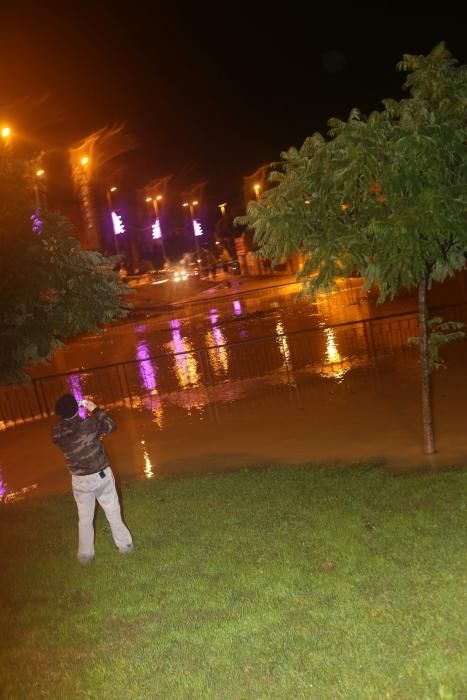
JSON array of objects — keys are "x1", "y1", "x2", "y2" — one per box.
[
  {"x1": 80, "y1": 155, "x2": 89, "y2": 167},
  {"x1": 111, "y1": 211, "x2": 125, "y2": 235},
  {"x1": 106, "y1": 187, "x2": 120, "y2": 254},
  {"x1": 146, "y1": 195, "x2": 166, "y2": 259},
  {"x1": 1, "y1": 126, "x2": 11, "y2": 139},
  {"x1": 253, "y1": 183, "x2": 261, "y2": 200},
  {"x1": 183, "y1": 200, "x2": 203, "y2": 257},
  {"x1": 33, "y1": 168, "x2": 47, "y2": 208},
  {"x1": 218, "y1": 202, "x2": 227, "y2": 216}
]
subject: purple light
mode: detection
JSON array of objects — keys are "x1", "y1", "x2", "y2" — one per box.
[
  {"x1": 152, "y1": 218, "x2": 162, "y2": 240},
  {"x1": 233, "y1": 300, "x2": 242, "y2": 315},
  {"x1": 0, "y1": 465, "x2": 7, "y2": 502},
  {"x1": 31, "y1": 208, "x2": 43, "y2": 234},
  {"x1": 170, "y1": 318, "x2": 181, "y2": 329},
  {"x1": 136, "y1": 341, "x2": 157, "y2": 392},
  {"x1": 209, "y1": 308, "x2": 219, "y2": 325},
  {"x1": 193, "y1": 219, "x2": 203, "y2": 237},
  {"x1": 112, "y1": 211, "x2": 125, "y2": 235},
  {"x1": 68, "y1": 373, "x2": 86, "y2": 418}
]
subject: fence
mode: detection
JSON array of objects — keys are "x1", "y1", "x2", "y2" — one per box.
[
  {"x1": 4, "y1": 300, "x2": 467, "y2": 430},
  {"x1": 167, "y1": 277, "x2": 365, "y2": 320}
]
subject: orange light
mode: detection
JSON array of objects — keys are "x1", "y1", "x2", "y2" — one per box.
[
  {"x1": 110, "y1": 186, "x2": 117, "y2": 192},
  {"x1": 192, "y1": 200, "x2": 198, "y2": 206},
  {"x1": 36, "y1": 169, "x2": 45, "y2": 177},
  {"x1": 80, "y1": 156, "x2": 89, "y2": 166},
  {"x1": 146, "y1": 197, "x2": 152, "y2": 202},
  {"x1": 156, "y1": 195, "x2": 162, "y2": 201},
  {"x1": 183, "y1": 202, "x2": 189, "y2": 207},
  {"x1": 1, "y1": 126, "x2": 11, "y2": 139}
]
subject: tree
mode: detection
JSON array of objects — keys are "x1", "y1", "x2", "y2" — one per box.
[
  {"x1": 0, "y1": 148, "x2": 130, "y2": 384},
  {"x1": 238, "y1": 43, "x2": 467, "y2": 454}
]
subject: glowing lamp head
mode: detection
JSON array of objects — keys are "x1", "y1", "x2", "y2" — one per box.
[
  {"x1": 146, "y1": 197, "x2": 152, "y2": 202},
  {"x1": 80, "y1": 156, "x2": 89, "y2": 167},
  {"x1": 152, "y1": 219, "x2": 162, "y2": 240},
  {"x1": 111, "y1": 211, "x2": 125, "y2": 235},
  {"x1": 1, "y1": 126, "x2": 11, "y2": 139},
  {"x1": 36, "y1": 169, "x2": 45, "y2": 177},
  {"x1": 110, "y1": 186, "x2": 117, "y2": 192}
]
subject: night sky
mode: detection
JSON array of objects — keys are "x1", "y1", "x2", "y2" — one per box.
[{"x1": 1, "y1": 3, "x2": 466, "y2": 237}]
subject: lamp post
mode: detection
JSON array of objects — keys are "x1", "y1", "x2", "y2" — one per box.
[
  {"x1": 106, "y1": 186, "x2": 120, "y2": 254},
  {"x1": 146, "y1": 195, "x2": 167, "y2": 262},
  {"x1": 33, "y1": 169, "x2": 46, "y2": 209},
  {"x1": 183, "y1": 200, "x2": 202, "y2": 259}
]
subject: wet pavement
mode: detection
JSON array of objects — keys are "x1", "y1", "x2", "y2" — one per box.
[{"x1": 2, "y1": 273, "x2": 467, "y2": 503}]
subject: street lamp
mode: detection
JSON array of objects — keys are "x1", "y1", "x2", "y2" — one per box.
[
  {"x1": 218, "y1": 202, "x2": 227, "y2": 216},
  {"x1": 146, "y1": 195, "x2": 166, "y2": 261},
  {"x1": 106, "y1": 186, "x2": 120, "y2": 254},
  {"x1": 253, "y1": 183, "x2": 261, "y2": 200},
  {"x1": 1, "y1": 126, "x2": 11, "y2": 140},
  {"x1": 183, "y1": 200, "x2": 202, "y2": 259},
  {"x1": 33, "y1": 168, "x2": 46, "y2": 208}
]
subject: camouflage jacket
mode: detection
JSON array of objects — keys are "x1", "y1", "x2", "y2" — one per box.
[{"x1": 51, "y1": 408, "x2": 116, "y2": 476}]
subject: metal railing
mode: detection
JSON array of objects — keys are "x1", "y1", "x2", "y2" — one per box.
[{"x1": 3, "y1": 301, "x2": 467, "y2": 429}]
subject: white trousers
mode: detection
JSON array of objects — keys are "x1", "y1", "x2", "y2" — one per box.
[{"x1": 72, "y1": 467, "x2": 132, "y2": 559}]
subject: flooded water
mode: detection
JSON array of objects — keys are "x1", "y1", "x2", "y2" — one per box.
[{"x1": 1, "y1": 276, "x2": 467, "y2": 503}]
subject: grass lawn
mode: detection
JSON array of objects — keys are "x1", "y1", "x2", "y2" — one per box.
[{"x1": 1, "y1": 465, "x2": 466, "y2": 699}]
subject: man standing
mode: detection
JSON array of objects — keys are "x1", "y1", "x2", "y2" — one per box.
[{"x1": 52, "y1": 394, "x2": 133, "y2": 564}]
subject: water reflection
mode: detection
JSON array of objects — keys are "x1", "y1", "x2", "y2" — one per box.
[
  {"x1": 321, "y1": 326, "x2": 351, "y2": 381},
  {"x1": 167, "y1": 326, "x2": 200, "y2": 389},
  {"x1": 136, "y1": 340, "x2": 157, "y2": 393},
  {"x1": 275, "y1": 320, "x2": 291, "y2": 368},
  {"x1": 0, "y1": 461, "x2": 39, "y2": 503},
  {"x1": 233, "y1": 300, "x2": 242, "y2": 315},
  {"x1": 0, "y1": 464, "x2": 7, "y2": 501},
  {"x1": 140, "y1": 439, "x2": 154, "y2": 479},
  {"x1": 206, "y1": 308, "x2": 229, "y2": 376},
  {"x1": 146, "y1": 394, "x2": 164, "y2": 429}
]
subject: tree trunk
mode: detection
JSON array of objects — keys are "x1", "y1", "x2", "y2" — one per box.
[{"x1": 418, "y1": 275, "x2": 435, "y2": 454}]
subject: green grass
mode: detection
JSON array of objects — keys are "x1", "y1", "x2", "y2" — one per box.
[{"x1": 1, "y1": 465, "x2": 466, "y2": 699}]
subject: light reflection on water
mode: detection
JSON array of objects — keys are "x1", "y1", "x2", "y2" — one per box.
[
  {"x1": 206, "y1": 308, "x2": 229, "y2": 376},
  {"x1": 168, "y1": 328, "x2": 200, "y2": 389},
  {"x1": 140, "y1": 439, "x2": 154, "y2": 479},
  {"x1": 136, "y1": 340, "x2": 158, "y2": 393},
  {"x1": 0, "y1": 460, "x2": 39, "y2": 503},
  {"x1": 321, "y1": 326, "x2": 351, "y2": 382},
  {"x1": 0, "y1": 464, "x2": 7, "y2": 501},
  {"x1": 275, "y1": 320, "x2": 291, "y2": 368}
]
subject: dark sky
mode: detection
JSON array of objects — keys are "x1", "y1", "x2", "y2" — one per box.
[{"x1": 1, "y1": 2, "x2": 466, "y2": 212}]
